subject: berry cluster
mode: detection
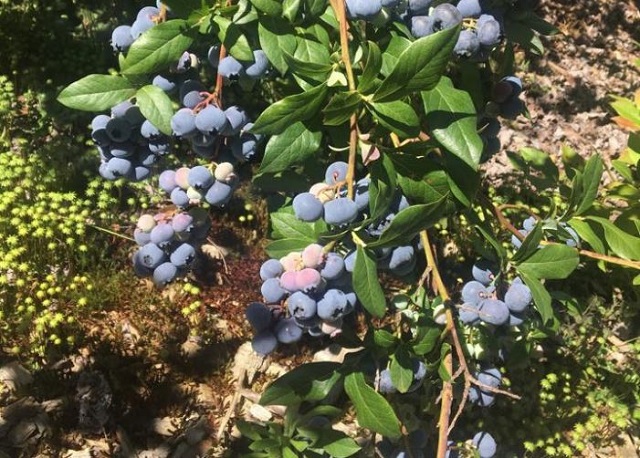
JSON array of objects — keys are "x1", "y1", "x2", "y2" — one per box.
[
  {"x1": 459, "y1": 261, "x2": 532, "y2": 326},
  {"x1": 217, "y1": 49, "x2": 270, "y2": 81},
  {"x1": 292, "y1": 161, "x2": 360, "y2": 226},
  {"x1": 170, "y1": 90, "x2": 262, "y2": 163},
  {"x1": 346, "y1": 1, "x2": 504, "y2": 61},
  {"x1": 166, "y1": 44, "x2": 266, "y2": 162},
  {"x1": 158, "y1": 163, "x2": 237, "y2": 208},
  {"x1": 293, "y1": 161, "x2": 419, "y2": 278},
  {"x1": 132, "y1": 208, "x2": 211, "y2": 286},
  {"x1": 110, "y1": 3, "x2": 166, "y2": 52},
  {"x1": 246, "y1": 243, "x2": 358, "y2": 355},
  {"x1": 93, "y1": 101, "x2": 171, "y2": 181}
]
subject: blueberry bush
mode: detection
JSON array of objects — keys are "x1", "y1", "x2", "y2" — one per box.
[{"x1": 55, "y1": 0, "x2": 640, "y2": 456}]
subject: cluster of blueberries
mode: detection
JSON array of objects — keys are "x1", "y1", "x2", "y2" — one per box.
[
  {"x1": 168, "y1": 80, "x2": 264, "y2": 163},
  {"x1": 292, "y1": 160, "x2": 420, "y2": 277},
  {"x1": 158, "y1": 163, "x2": 237, "y2": 208},
  {"x1": 292, "y1": 161, "x2": 364, "y2": 226},
  {"x1": 92, "y1": 101, "x2": 170, "y2": 182},
  {"x1": 132, "y1": 208, "x2": 211, "y2": 286},
  {"x1": 108, "y1": 2, "x2": 266, "y2": 174},
  {"x1": 110, "y1": 3, "x2": 167, "y2": 52},
  {"x1": 346, "y1": 0, "x2": 505, "y2": 59},
  {"x1": 459, "y1": 259, "x2": 533, "y2": 327},
  {"x1": 246, "y1": 243, "x2": 358, "y2": 355}
]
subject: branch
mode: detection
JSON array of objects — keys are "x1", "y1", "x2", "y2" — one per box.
[
  {"x1": 421, "y1": 230, "x2": 521, "y2": 458},
  {"x1": 493, "y1": 203, "x2": 640, "y2": 270},
  {"x1": 330, "y1": 0, "x2": 359, "y2": 199},
  {"x1": 436, "y1": 351, "x2": 453, "y2": 458}
]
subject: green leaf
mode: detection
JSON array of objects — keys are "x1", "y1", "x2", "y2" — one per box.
[
  {"x1": 368, "y1": 154, "x2": 398, "y2": 221},
  {"x1": 250, "y1": 0, "x2": 283, "y2": 15},
  {"x1": 323, "y1": 91, "x2": 362, "y2": 126},
  {"x1": 122, "y1": 20, "x2": 194, "y2": 75},
  {"x1": 472, "y1": 219, "x2": 507, "y2": 260},
  {"x1": 368, "y1": 100, "x2": 420, "y2": 138},
  {"x1": 358, "y1": 41, "x2": 382, "y2": 94},
  {"x1": 214, "y1": 16, "x2": 254, "y2": 62},
  {"x1": 421, "y1": 77, "x2": 482, "y2": 169},
  {"x1": 282, "y1": 446, "x2": 298, "y2": 458},
  {"x1": 374, "y1": 329, "x2": 397, "y2": 348},
  {"x1": 57, "y1": 74, "x2": 136, "y2": 111},
  {"x1": 260, "y1": 362, "x2": 342, "y2": 406},
  {"x1": 251, "y1": 83, "x2": 328, "y2": 135},
  {"x1": 390, "y1": 154, "x2": 451, "y2": 205},
  {"x1": 441, "y1": 150, "x2": 479, "y2": 207},
  {"x1": 412, "y1": 326, "x2": 440, "y2": 356},
  {"x1": 353, "y1": 246, "x2": 387, "y2": 318},
  {"x1": 380, "y1": 36, "x2": 412, "y2": 77},
  {"x1": 586, "y1": 216, "x2": 640, "y2": 261},
  {"x1": 516, "y1": 244, "x2": 580, "y2": 279},
  {"x1": 304, "y1": 0, "x2": 327, "y2": 17},
  {"x1": 397, "y1": 171, "x2": 450, "y2": 205},
  {"x1": 265, "y1": 238, "x2": 317, "y2": 258},
  {"x1": 505, "y1": 18, "x2": 545, "y2": 55},
  {"x1": 389, "y1": 347, "x2": 414, "y2": 393},
  {"x1": 568, "y1": 218, "x2": 605, "y2": 254},
  {"x1": 611, "y1": 95, "x2": 640, "y2": 127},
  {"x1": 565, "y1": 170, "x2": 584, "y2": 216},
  {"x1": 236, "y1": 419, "x2": 268, "y2": 441},
  {"x1": 270, "y1": 207, "x2": 327, "y2": 240},
  {"x1": 373, "y1": 25, "x2": 460, "y2": 102},
  {"x1": 518, "y1": 271, "x2": 554, "y2": 324},
  {"x1": 258, "y1": 16, "x2": 297, "y2": 75},
  {"x1": 313, "y1": 430, "x2": 361, "y2": 458},
  {"x1": 283, "y1": 52, "x2": 332, "y2": 83},
  {"x1": 511, "y1": 222, "x2": 543, "y2": 263},
  {"x1": 283, "y1": 0, "x2": 302, "y2": 21},
  {"x1": 294, "y1": 35, "x2": 330, "y2": 63},
  {"x1": 135, "y1": 85, "x2": 174, "y2": 135},
  {"x1": 368, "y1": 197, "x2": 447, "y2": 248},
  {"x1": 574, "y1": 154, "x2": 603, "y2": 215},
  {"x1": 438, "y1": 343, "x2": 451, "y2": 381},
  {"x1": 344, "y1": 372, "x2": 401, "y2": 439},
  {"x1": 520, "y1": 147, "x2": 559, "y2": 182},
  {"x1": 162, "y1": 0, "x2": 206, "y2": 19},
  {"x1": 259, "y1": 122, "x2": 322, "y2": 174}
]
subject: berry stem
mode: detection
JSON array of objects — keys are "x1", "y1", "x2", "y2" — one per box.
[
  {"x1": 330, "y1": 0, "x2": 358, "y2": 200},
  {"x1": 436, "y1": 351, "x2": 454, "y2": 458},
  {"x1": 88, "y1": 224, "x2": 135, "y2": 242}
]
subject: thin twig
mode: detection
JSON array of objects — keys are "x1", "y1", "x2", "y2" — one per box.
[
  {"x1": 492, "y1": 202, "x2": 640, "y2": 270},
  {"x1": 329, "y1": 0, "x2": 359, "y2": 199}
]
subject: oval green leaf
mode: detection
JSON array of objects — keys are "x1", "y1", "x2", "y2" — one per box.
[
  {"x1": 344, "y1": 372, "x2": 401, "y2": 439},
  {"x1": 57, "y1": 74, "x2": 136, "y2": 111},
  {"x1": 122, "y1": 20, "x2": 194, "y2": 76},
  {"x1": 135, "y1": 84, "x2": 174, "y2": 135}
]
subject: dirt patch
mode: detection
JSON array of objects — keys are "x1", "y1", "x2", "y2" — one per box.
[{"x1": 485, "y1": 0, "x2": 640, "y2": 182}]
